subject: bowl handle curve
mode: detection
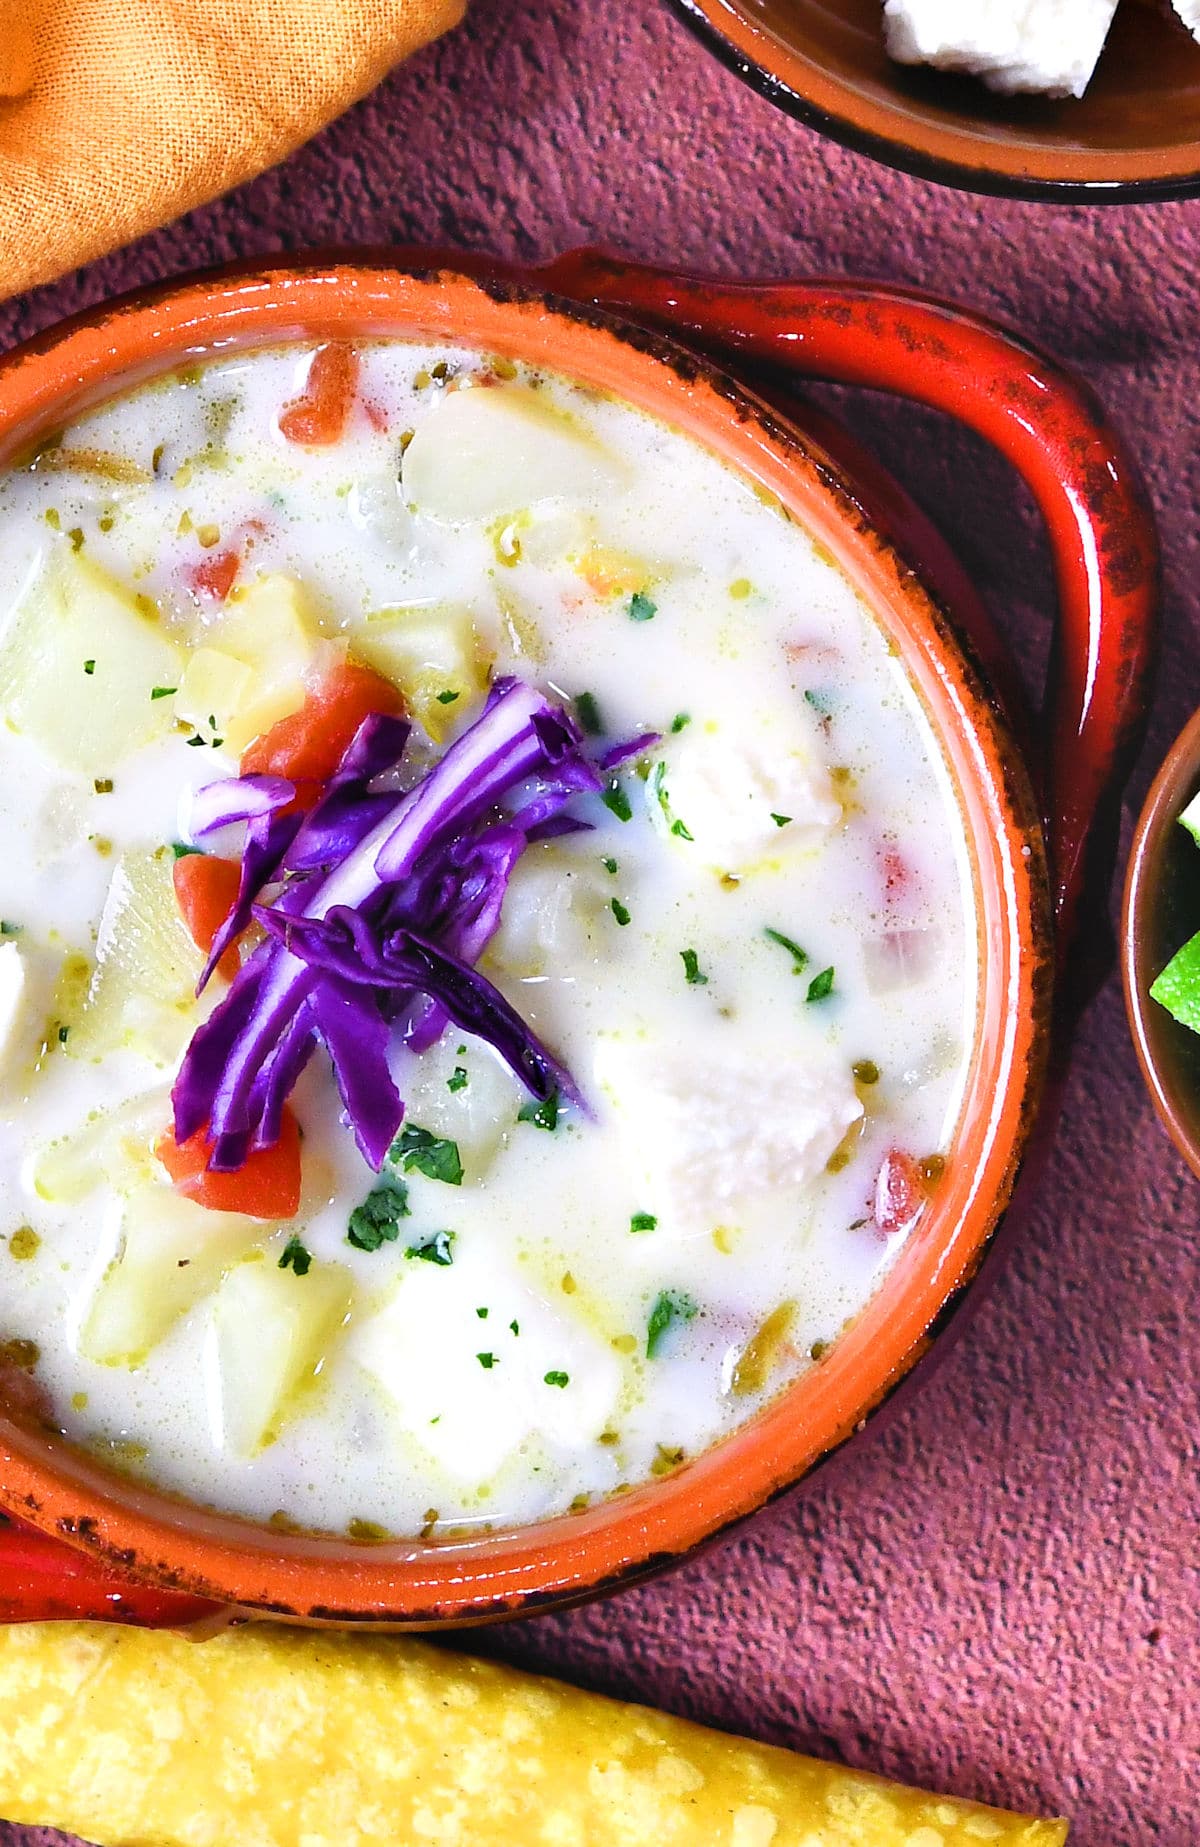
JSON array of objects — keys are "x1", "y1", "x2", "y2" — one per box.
[
  {"x1": 537, "y1": 251, "x2": 1159, "y2": 957},
  {"x1": 0, "y1": 1514, "x2": 218, "y2": 1626}
]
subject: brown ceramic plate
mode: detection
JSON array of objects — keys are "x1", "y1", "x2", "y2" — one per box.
[
  {"x1": 667, "y1": 0, "x2": 1200, "y2": 200},
  {"x1": 1123, "y1": 708, "x2": 1200, "y2": 1177}
]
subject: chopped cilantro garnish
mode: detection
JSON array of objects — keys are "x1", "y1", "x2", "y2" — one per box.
[
  {"x1": 806, "y1": 966, "x2": 835, "y2": 1003},
  {"x1": 680, "y1": 948, "x2": 707, "y2": 986},
  {"x1": 610, "y1": 897, "x2": 631, "y2": 927},
  {"x1": 670, "y1": 712, "x2": 691, "y2": 733},
  {"x1": 630, "y1": 1212, "x2": 658, "y2": 1233},
  {"x1": 764, "y1": 927, "x2": 809, "y2": 972},
  {"x1": 171, "y1": 842, "x2": 201, "y2": 859},
  {"x1": 602, "y1": 856, "x2": 618, "y2": 875},
  {"x1": 670, "y1": 818, "x2": 693, "y2": 841},
  {"x1": 628, "y1": 590, "x2": 657, "y2": 622},
  {"x1": 770, "y1": 812, "x2": 791, "y2": 828},
  {"x1": 150, "y1": 686, "x2": 177, "y2": 700},
  {"x1": 436, "y1": 689, "x2": 460, "y2": 705},
  {"x1": 601, "y1": 779, "x2": 633, "y2": 823},
  {"x1": 391, "y1": 1124, "x2": 463, "y2": 1186},
  {"x1": 476, "y1": 1306, "x2": 488, "y2": 1319},
  {"x1": 477, "y1": 1351, "x2": 498, "y2": 1370},
  {"x1": 646, "y1": 1289, "x2": 698, "y2": 1358},
  {"x1": 518, "y1": 1090, "x2": 560, "y2": 1132},
  {"x1": 347, "y1": 1170, "x2": 411, "y2": 1251},
  {"x1": 211, "y1": 736, "x2": 224, "y2": 750},
  {"x1": 575, "y1": 691, "x2": 604, "y2": 736},
  {"x1": 447, "y1": 1065, "x2": 469, "y2": 1093},
  {"x1": 186, "y1": 734, "x2": 206, "y2": 747},
  {"x1": 57, "y1": 1025, "x2": 70, "y2": 1045},
  {"x1": 405, "y1": 1230, "x2": 455, "y2": 1266},
  {"x1": 278, "y1": 1236, "x2": 312, "y2": 1276},
  {"x1": 83, "y1": 659, "x2": 95, "y2": 675},
  {"x1": 543, "y1": 1370, "x2": 570, "y2": 1388},
  {"x1": 0, "y1": 921, "x2": 22, "y2": 937},
  {"x1": 510, "y1": 1319, "x2": 520, "y2": 1336}
]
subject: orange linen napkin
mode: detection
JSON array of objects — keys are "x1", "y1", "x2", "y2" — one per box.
[{"x1": 0, "y1": 0, "x2": 465, "y2": 302}]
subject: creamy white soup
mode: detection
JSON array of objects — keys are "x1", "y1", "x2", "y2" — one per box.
[{"x1": 0, "y1": 341, "x2": 975, "y2": 1538}]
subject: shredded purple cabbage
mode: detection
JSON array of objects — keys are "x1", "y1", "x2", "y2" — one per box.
[{"x1": 173, "y1": 679, "x2": 625, "y2": 1172}]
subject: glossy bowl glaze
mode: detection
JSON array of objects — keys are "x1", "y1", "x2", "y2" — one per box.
[
  {"x1": 0, "y1": 260, "x2": 1154, "y2": 1626},
  {"x1": 1123, "y1": 708, "x2": 1200, "y2": 1178},
  {"x1": 668, "y1": 0, "x2": 1200, "y2": 200}
]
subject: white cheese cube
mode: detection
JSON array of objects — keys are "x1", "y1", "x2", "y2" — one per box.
[
  {"x1": 0, "y1": 942, "x2": 25, "y2": 1071},
  {"x1": 882, "y1": 0, "x2": 1118, "y2": 98},
  {"x1": 353, "y1": 1241, "x2": 620, "y2": 1485},
  {"x1": 651, "y1": 716, "x2": 840, "y2": 873},
  {"x1": 593, "y1": 1036, "x2": 862, "y2": 1240}
]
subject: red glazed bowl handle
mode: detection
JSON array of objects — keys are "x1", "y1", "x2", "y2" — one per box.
[
  {"x1": 0, "y1": 1514, "x2": 217, "y2": 1626},
  {"x1": 538, "y1": 252, "x2": 1159, "y2": 953}
]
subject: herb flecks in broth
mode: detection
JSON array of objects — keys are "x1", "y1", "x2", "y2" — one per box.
[{"x1": 0, "y1": 340, "x2": 973, "y2": 1535}]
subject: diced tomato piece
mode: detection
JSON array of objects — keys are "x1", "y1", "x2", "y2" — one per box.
[
  {"x1": 240, "y1": 660, "x2": 406, "y2": 783},
  {"x1": 278, "y1": 344, "x2": 360, "y2": 447},
  {"x1": 173, "y1": 854, "x2": 242, "y2": 982},
  {"x1": 188, "y1": 549, "x2": 241, "y2": 603},
  {"x1": 879, "y1": 845, "x2": 911, "y2": 901},
  {"x1": 873, "y1": 1149, "x2": 928, "y2": 1238},
  {"x1": 156, "y1": 1109, "x2": 302, "y2": 1220}
]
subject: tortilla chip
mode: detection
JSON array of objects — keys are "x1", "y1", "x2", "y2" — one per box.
[{"x1": 0, "y1": 1620, "x2": 1068, "y2": 1845}]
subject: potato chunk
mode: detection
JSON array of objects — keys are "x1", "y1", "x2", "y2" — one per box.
[
  {"x1": 203, "y1": 572, "x2": 321, "y2": 751},
  {"x1": 209, "y1": 1254, "x2": 353, "y2": 1456},
  {"x1": 80, "y1": 1187, "x2": 265, "y2": 1368},
  {"x1": 354, "y1": 602, "x2": 486, "y2": 741},
  {"x1": 68, "y1": 851, "x2": 205, "y2": 1065},
  {"x1": 402, "y1": 383, "x2": 627, "y2": 524},
  {"x1": 0, "y1": 550, "x2": 183, "y2": 776}
]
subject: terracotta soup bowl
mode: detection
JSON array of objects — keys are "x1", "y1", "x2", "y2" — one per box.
[
  {"x1": 667, "y1": 0, "x2": 1200, "y2": 201},
  {"x1": 0, "y1": 257, "x2": 1157, "y2": 1626}
]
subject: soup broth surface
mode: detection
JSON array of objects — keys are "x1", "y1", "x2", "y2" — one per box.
[{"x1": 0, "y1": 340, "x2": 975, "y2": 1537}]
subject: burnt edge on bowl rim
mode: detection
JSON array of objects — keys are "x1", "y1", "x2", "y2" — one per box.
[
  {"x1": 664, "y1": 0, "x2": 1200, "y2": 204},
  {"x1": 0, "y1": 258, "x2": 1053, "y2": 1623}
]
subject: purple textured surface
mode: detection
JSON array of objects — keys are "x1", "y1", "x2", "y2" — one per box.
[{"x1": 1, "y1": 4, "x2": 1197, "y2": 1843}]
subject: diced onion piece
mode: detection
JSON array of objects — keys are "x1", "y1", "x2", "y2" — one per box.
[
  {"x1": 32, "y1": 1091, "x2": 168, "y2": 1204},
  {"x1": 862, "y1": 926, "x2": 940, "y2": 995},
  {"x1": 79, "y1": 1187, "x2": 265, "y2": 1367},
  {"x1": 208, "y1": 1255, "x2": 353, "y2": 1457},
  {"x1": 69, "y1": 852, "x2": 205, "y2": 1065},
  {"x1": 354, "y1": 604, "x2": 486, "y2": 742},
  {"x1": 0, "y1": 551, "x2": 183, "y2": 777},
  {"x1": 206, "y1": 574, "x2": 322, "y2": 753},
  {"x1": 403, "y1": 384, "x2": 628, "y2": 525}
]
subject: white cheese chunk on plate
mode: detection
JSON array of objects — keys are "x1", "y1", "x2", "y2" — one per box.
[
  {"x1": 593, "y1": 1035, "x2": 863, "y2": 1243},
  {"x1": 352, "y1": 1240, "x2": 621, "y2": 1486},
  {"x1": 650, "y1": 713, "x2": 841, "y2": 873},
  {"x1": 882, "y1": 0, "x2": 1119, "y2": 98}
]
